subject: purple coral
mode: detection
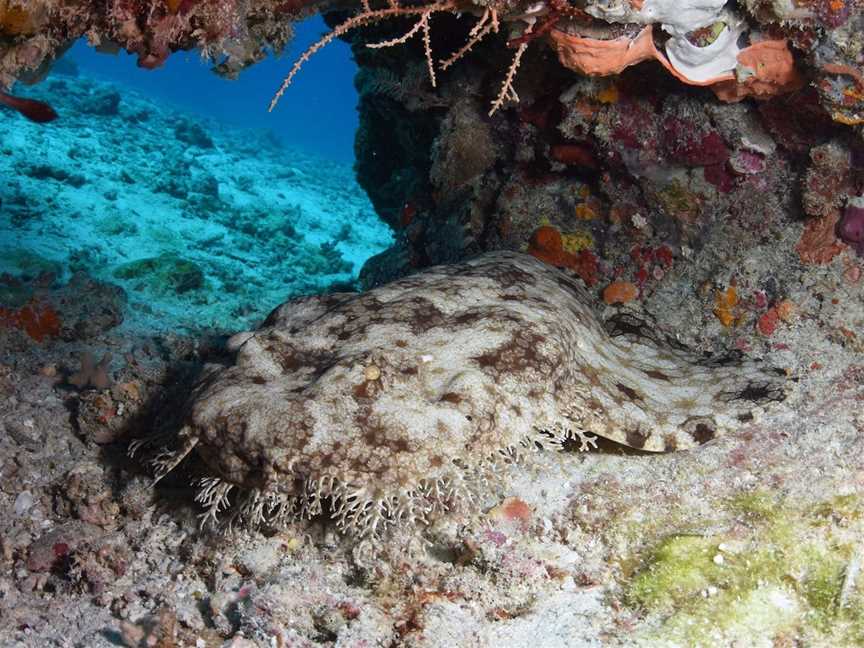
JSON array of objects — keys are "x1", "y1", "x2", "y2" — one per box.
[
  {"x1": 837, "y1": 197, "x2": 864, "y2": 256},
  {"x1": 661, "y1": 118, "x2": 729, "y2": 167}
]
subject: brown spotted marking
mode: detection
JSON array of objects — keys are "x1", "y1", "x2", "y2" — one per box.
[
  {"x1": 625, "y1": 427, "x2": 649, "y2": 449},
  {"x1": 663, "y1": 434, "x2": 678, "y2": 452},
  {"x1": 643, "y1": 369, "x2": 671, "y2": 381},
  {"x1": 615, "y1": 383, "x2": 643, "y2": 403},
  {"x1": 690, "y1": 423, "x2": 716, "y2": 444}
]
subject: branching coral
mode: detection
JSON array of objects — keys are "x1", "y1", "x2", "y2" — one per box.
[
  {"x1": 267, "y1": 0, "x2": 532, "y2": 116},
  {"x1": 269, "y1": 0, "x2": 456, "y2": 112}
]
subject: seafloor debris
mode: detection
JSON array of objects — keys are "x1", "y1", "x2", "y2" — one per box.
[
  {"x1": 68, "y1": 351, "x2": 113, "y2": 390},
  {"x1": 150, "y1": 252, "x2": 786, "y2": 538}
]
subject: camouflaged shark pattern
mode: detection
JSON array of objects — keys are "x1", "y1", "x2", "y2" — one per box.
[{"x1": 165, "y1": 251, "x2": 787, "y2": 536}]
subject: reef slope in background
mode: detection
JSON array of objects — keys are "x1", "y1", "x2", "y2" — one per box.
[{"x1": 1, "y1": 66, "x2": 391, "y2": 334}]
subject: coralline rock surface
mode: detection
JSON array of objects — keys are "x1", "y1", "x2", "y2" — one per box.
[
  {"x1": 2, "y1": 0, "x2": 862, "y2": 120},
  {"x1": 0, "y1": 0, "x2": 304, "y2": 88}
]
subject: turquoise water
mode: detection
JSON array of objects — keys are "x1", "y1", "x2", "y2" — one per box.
[
  {"x1": 67, "y1": 16, "x2": 359, "y2": 162},
  {"x1": 0, "y1": 17, "x2": 392, "y2": 336}
]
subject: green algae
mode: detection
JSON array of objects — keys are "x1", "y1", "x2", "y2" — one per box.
[
  {"x1": 113, "y1": 253, "x2": 205, "y2": 296},
  {"x1": 725, "y1": 489, "x2": 779, "y2": 521},
  {"x1": 810, "y1": 494, "x2": 863, "y2": 523},
  {"x1": 627, "y1": 535, "x2": 721, "y2": 612},
  {"x1": 800, "y1": 548, "x2": 845, "y2": 622},
  {"x1": 621, "y1": 493, "x2": 864, "y2": 646},
  {"x1": 0, "y1": 247, "x2": 63, "y2": 285}
]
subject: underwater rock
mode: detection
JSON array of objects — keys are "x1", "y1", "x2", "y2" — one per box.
[
  {"x1": 79, "y1": 88, "x2": 121, "y2": 117},
  {"x1": 52, "y1": 274, "x2": 126, "y2": 341},
  {"x1": 0, "y1": 248, "x2": 62, "y2": 284},
  {"x1": 189, "y1": 171, "x2": 220, "y2": 199},
  {"x1": 112, "y1": 254, "x2": 205, "y2": 297},
  {"x1": 25, "y1": 521, "x2": 104, "y2": 573},
  {"x1": 358, "y1": 243, "x2": 413, "y2": 290},
  {"x1": 22, "y1": 163, "x2": 86, "y2": 188},
  {"x1": 160, "y1": 252, "x2": 786, "y2": 538},
  {"x1": 174, "y1": 119, "x2": 214, "y2": 149},
  {"x1": 0, "y1": 273, "x2": 124, "y2": 344},
  {"x1": 837, "y1": 195, "x2": 864, "y2": 256},
  {"x1": 56, "y1": 462, "x2": 121, "y2": 529},
  {"x1": 429, "y1": 98, "x2": 498, "y2": 195}
]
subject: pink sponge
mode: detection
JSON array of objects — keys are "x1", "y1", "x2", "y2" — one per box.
[{"x1": 837, "y1": 196, "x2": 864, "y2": 256}]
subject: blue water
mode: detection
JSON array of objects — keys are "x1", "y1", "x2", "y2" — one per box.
[
  {"x1": 68, "y1": 16, "x2": 359, "y2": 163},
  {"x1": 0, "y1": 17, "x2": 392, "y2": 338}
]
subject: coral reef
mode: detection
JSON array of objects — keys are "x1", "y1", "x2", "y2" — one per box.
[
  {"x1": 252, "y1": 0, "x2": 855, "y2": 299},
  {"x1": 0, "y1": 0, "x2": 306, "y2": 88},
  {"x1": 1, "y1": 0, "x2": 860, "y2": 128},
  {"x1": 8, "y1": 2, "x2": 862, "y2": 315},
  {"x1": 3, "y1": 1, "x2": 864, "y2": 646}
]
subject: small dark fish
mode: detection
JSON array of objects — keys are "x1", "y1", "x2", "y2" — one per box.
[{"x1": 0, "y1": 91, "x2": 58, "y2": 123}]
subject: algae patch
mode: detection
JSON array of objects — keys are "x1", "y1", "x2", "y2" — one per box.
[
  {"x1": 113, "y1": 253, "x2": 205, "y2": 296},
  {"x1": 622, "y1": 493, "x2": 864, "y2": 646}
]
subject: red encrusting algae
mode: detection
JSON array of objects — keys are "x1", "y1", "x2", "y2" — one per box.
[
  {"x1": 0, "y1": 300, "x2": 61, "y2": 342},
  {"x1": 527, "y1": 225, "x2": 598, "y2": 286}
]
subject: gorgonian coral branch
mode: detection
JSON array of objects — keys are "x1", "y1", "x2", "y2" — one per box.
[{"x1": 268, "y1": 0, "x2": 456, "y2": 112}]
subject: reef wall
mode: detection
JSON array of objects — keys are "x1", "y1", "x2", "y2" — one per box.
[{"x1": 341, "y1": 1, "x2": 864, "y2": 295}]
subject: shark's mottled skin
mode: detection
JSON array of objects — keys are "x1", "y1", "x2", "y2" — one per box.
[{"x1": 167, "y1": 252, "x2": 786, "y2": 536}]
